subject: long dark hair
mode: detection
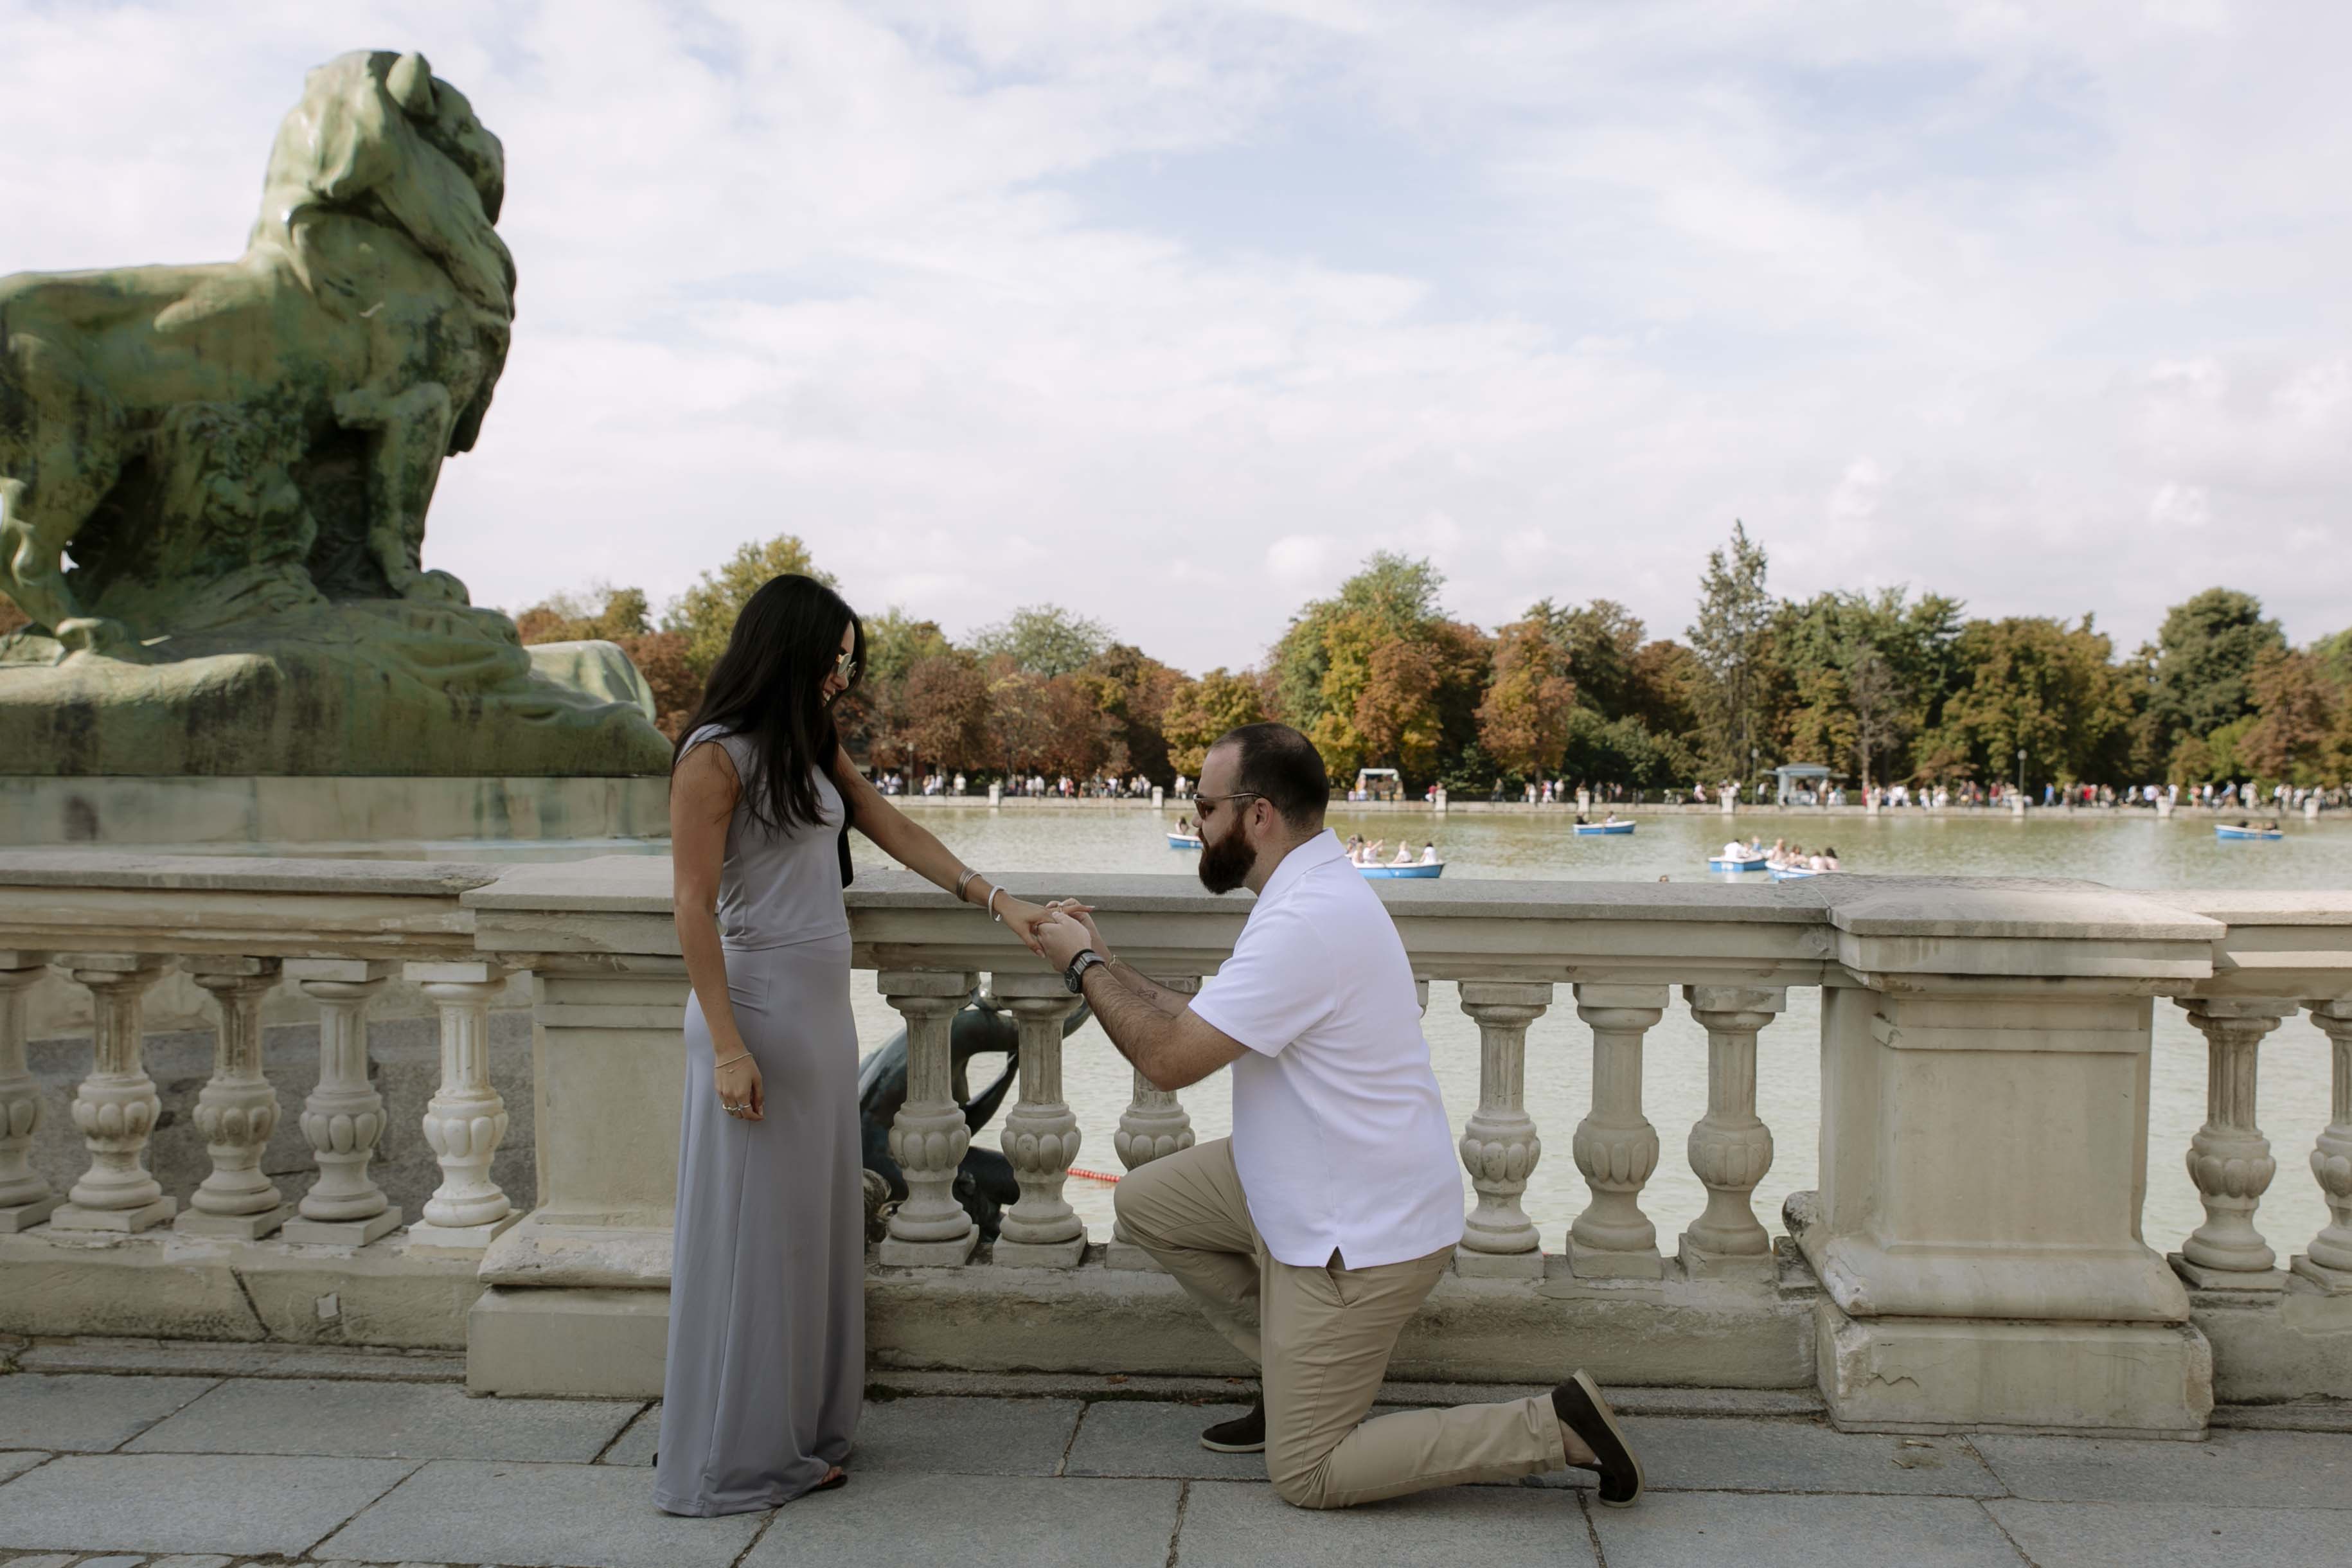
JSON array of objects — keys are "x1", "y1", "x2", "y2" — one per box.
[{"x1": 673, "y1": 574, "x2": 865, "y2": 835}]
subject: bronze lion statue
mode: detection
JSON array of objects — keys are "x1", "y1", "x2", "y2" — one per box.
[{"x1": 0, "y1": 49, "x2": 513, "y2": 658}]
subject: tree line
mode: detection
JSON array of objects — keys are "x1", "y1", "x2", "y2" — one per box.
[{"x1": 513, "y1": 525, "x2": 2352, "y2": 794}]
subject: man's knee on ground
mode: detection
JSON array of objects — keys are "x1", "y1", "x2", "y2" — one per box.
[{"x1": 1267, "y1": 1437, "x2": 1344, "y2": 1509}]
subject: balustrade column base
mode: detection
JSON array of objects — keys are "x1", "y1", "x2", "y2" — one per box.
[
  {"x1": 1815, "y1": 1297, "x2": 2212, "y2": 1438},
  {"x1": 1679, "y1": 1236, "x2": 1776, "y2": 1281},
  {"x1": 175, "y1": 1202, "x2": 289, "y2": 1240},
  {"x1": 1101, "y1": 1238, "x2": 1158, "y2": 1272},
  {"x1": 49, "y1": 1196, "x2": 175, "y2": 1234},
  {"x1": 2288, "y1": 1254, "x2": 2352, "y2": 1296},
  {"x1": 992, "y1": 1236, "x2": 1087, "y2": 1270},
  {"x1": 0, "y1": 1195, "x2": 61, "y2": 1234},
  {"x1": 283, "y1": 1210, "x2": 402, "y2": 1247},
  {"x1": 2168, "y1": 1251, "x2": 2286, "y2": 1293},
  {"x1": 877, "y1": 1231, "x2": 979, "y2": 1268},
  {"x1": 405, "y1": 1210, "x2": 524, "y2": 1258},
  {"x1": 1454, "y1": 1245, "x2": 1545, "y2": 1280},
  {"x1": 1568, "y1": 1236, "x2": 1663, "y2": 1281}
]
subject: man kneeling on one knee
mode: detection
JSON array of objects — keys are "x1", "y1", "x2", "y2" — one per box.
[{"x1": 1033, "y1": 721, "x2": 1643, "y2": 1511}]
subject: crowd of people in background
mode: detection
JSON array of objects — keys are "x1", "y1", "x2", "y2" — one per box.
[{"x1": 867, "y1": 764, "x2": 2348, "y2": 815}]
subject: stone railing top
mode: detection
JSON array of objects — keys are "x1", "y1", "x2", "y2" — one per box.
[
  {"x1": 0, "y1": 849, "x2": 503, "y2": 898},
  {"x1": 17, "y1": 850, "x2": 2352, "y2": 997},
  {"x1": 1821, "y1": 876, "x2": 2227, "y2": 941}
]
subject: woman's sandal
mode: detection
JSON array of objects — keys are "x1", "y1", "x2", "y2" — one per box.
[{"x1": 813, "y1": 1467, "x2": 848, "y2": 1492}]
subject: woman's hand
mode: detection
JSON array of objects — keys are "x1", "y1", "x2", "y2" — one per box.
[
  {"x1": 715, "y1": 1049, "x2": 764, "y2": 1122},
  {"x1": 992, "y1": 894, "x2": 1060, "y2": 957}
]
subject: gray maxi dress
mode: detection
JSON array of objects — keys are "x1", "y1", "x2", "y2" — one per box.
[{"x1": 654, "y1": 727, "x2": 864, "y2": 1517}]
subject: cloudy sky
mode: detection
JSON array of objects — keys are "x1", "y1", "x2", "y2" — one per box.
[{"x1": 8, "y1": 1, "x2": 2348, "y2": 672}]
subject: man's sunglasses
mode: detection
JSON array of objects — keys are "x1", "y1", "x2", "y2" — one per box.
[{"x1": 1194, "y1": 791, "x2": 1261, "y2": 820}]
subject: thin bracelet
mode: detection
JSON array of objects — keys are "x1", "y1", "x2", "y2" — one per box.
[
  {"x1": 954, "y1": 867, "x2": 983, "y2": 901},
  {"x1": 713, "y1": 1051, "x2": 751, "y2": 1069},
  {"x1": 987, "y1": 886, "x2": 1004, "y2": 922}
]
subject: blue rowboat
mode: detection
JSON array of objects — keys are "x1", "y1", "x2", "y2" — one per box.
[
  {"x1": 1770, "y1": 866, "x2": 1820, "y2": 880},
  {"x1": 1362, "y1": 862, "x2": 1444, "y2": 879},
  {"x1": 1574, "y1": 821, "x2": 1635, "y2": 836},
  {"x1": 1167, "y1": 833, "x2": 1202, "y2": 850},
  {"x1": 2214, "y1": 824, "x2": 2283, "y2": 841},
  {"x1": 1709, "y1": 855, "x2": 1770, "y2": 872}
]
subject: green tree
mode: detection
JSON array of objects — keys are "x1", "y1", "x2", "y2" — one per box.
[
  {"x1": 860, "y1": 607, "x2": 953, "y2": 686},
  {"x1": 1164, "y1": 668, "x2": 1269, "y2": 776},
  {"x1": 1269, "y1": 553, "x2": 1480, "y2": 785},
  {"x1": 1079, "y1": 643, "x2": 1186, "y2": 781},
  {"x1": 1686, "y1": 521, "x2": 1775, "y2": 783},
  {"x1": 969, "y1": 604, "x2": 1110, "y2": 678},
  {"x1": 2144, "y1": 589, "x2": 2285, "y2": 756},
  {"x1": 1928, "y1": 616, "x2": 2135, "y2": 784},
  {"x1": 664, "y1": 534, "x2": 833, "y2": 677}
]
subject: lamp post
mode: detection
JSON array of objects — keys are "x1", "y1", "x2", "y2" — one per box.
[{"x1": 2017, "y1": 748, "x2": 2026, "y2": 801}]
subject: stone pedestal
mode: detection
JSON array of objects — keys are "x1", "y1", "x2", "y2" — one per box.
[
  {"x1": 1801, "y1": 878, "x2": 2220, "y2": 1436},
  {"x1": 990, "y1": 974, "x2": 1086, "y2": 1270},
  {"x1": 50, "y1": 953, "x2": 177, "y2": 1234}
]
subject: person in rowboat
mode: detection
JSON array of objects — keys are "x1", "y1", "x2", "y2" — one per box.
[
  {"x1": 1391, "y1": 841, "x2": 1416, "y2": 866},
  {"x1": 1031, "y1": 722, "x2": 1644, "y2": 1513}
]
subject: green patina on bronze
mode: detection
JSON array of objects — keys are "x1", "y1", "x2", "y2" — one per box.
[{"x1": 0, "y1": 49, "x2": 670, "y2": 776}]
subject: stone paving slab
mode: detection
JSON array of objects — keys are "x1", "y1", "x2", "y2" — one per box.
[
  {"x1": 316, "y1": 1459, "x2": 763, "y2": 1568},
  {"x1": 1972, "y1": 1429, "x2": 2352, "y2": 1508},
  {"x1": 1063, "y1": 1400, "x2": 1270, "y2": 1480},
  {"x1": 600, "y1": 1403, "x2": 661, "y2": 1466},
  {"x1": 1589, "y1": 1491, "x2": 2028, "y2": 1567},
  {"x1": 1177, "y1": 1477, "x2": 1596, "y2": 1567},
  {"x1": 125, "y1": 1377, "x2": 641, "y2": 1463},
  {"x1": 0, "y1": 1458, "x2": 44, "y2": 1488},
  {"x1": 0, "y1": 1375, "x2": 219, "y2": 1452},
  {"x1": 852, "y1": 1396, "x2": 1083, "y2": 1476},
  {"x1": 1519, "y1": 1416, "x2": 2002, "y2": 1497},
  {"x1": 742, "y1": 1470, "x2": 1182, "y2": 1568},
  {"x1": 0, "y1": 1453, "x2": 416, "y2": 1557},
  {"x1": 1984, "y1": 1498, "x2": 2351, "y2": 1567}
]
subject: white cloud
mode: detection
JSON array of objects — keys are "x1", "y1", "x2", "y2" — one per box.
[{"x1": 6, "y1": 0, "x2": 2349, "y2": 673}]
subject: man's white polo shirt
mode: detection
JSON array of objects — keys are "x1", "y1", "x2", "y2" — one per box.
[{"x1": 1188, "y1": 829, "x2": 1463, "y2": 1269}]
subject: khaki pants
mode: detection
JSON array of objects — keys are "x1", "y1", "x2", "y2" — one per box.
[{"x1": 1116, "y1": 1138, "x2": 1567, "y2": 1508}]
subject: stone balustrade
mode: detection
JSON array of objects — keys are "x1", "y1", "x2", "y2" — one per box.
[{"x1": 1, "y1": 851, "x2": 2348, "y2": 1438}]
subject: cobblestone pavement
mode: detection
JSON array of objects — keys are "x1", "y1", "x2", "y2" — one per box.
[{"x1": 0, "y1": 1341, "x2": 2346, "y2": 1567}]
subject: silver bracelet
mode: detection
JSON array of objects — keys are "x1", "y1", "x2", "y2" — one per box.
[
  {"x1": 713, "y1": 1051, "x2": 751, "y2": 1069},
  {"x1": 954, "y1": 867, "x2": 983, "y2": 901},
  {"x1": 987, "y1": 886, "x2": 1004, "y2": 923}
]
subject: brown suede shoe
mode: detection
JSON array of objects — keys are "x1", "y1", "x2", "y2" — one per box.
[{"x1": 1552, "y1": 1370, "x2": 1643, "y2": 1507}]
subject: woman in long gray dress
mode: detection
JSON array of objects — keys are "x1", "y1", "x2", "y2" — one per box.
[{"x1": 654, "y1": 574, "x2": 1056, "y2": 1516}]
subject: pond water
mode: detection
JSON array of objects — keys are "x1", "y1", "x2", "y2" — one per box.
[{"x1": 845, "y1": 807, "x2": 2351, "y2": 1261}]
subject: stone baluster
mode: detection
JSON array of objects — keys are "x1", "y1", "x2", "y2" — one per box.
[
  {"x1": 1680, "y1": 984, "x2": 1786, "y2": 1278},
  {"x1": 281, "y1": 959, "x2": 401, "y2": 1245},
  {"x1": 2173, "y1": 997, "x2": 2295, "y2": 1290},
  {"x1": 1107, "y1": 975, "x2": 1198, "y2": 1272},
  {"x1": 990, "y1": 972, "x2": 1086, "y2": 1267},
  {"x1": 175, "y1": 958, "x2": 290, "y2": 1238},
  {"x1": 404, "y1": 961, "x2": 519, "y2": 1256},
  {"x1": 2295, "y1": 999, "x2": 2352, "y2": 1292},
  {"x1": 878, "y1": 970, "x2": 980, "y2": 1266},
  {"x1": 1455, "y1": 981, "x2": 1552, "y2": 1278},
  {"x1": 0, "y1": 952, "x2": 60, "y2": 1232},
  {"x1": 50, "y1": 953, "x2": 176, "y2": 1233},
  {"x1": 1567, "y1": 983, "x2": 1668, "y2": 1279}
]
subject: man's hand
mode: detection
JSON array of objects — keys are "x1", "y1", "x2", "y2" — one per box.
[
  {"x1": 1045, "y1": 900, "x2": 1111, "y2": 963},
  {"x1": 1036, "y1": 909, "x2": 1094, "y2": 970}
]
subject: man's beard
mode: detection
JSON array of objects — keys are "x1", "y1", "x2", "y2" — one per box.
[{"x1": 1197, "y1": 813, "x2": 1253, "y2": 894}]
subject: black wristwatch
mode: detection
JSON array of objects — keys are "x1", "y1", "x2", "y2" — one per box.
[{"x1": 1063, "y1": 949, "x2": 1108, "y2": 993}]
